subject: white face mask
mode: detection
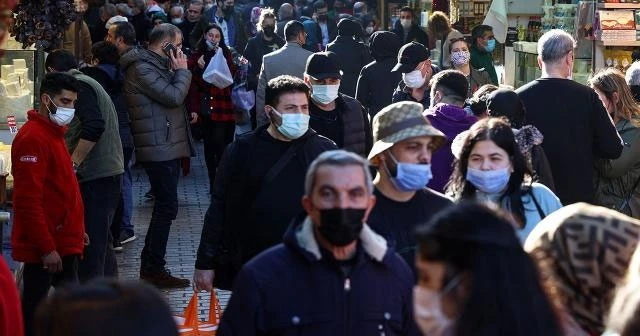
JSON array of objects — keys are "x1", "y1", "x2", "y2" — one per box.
[
  {"x1": 45, "y1": 95, "x2": 75, "y2": 126},
  {"x1": 403, "y1": 67, "x2": 427, "y2": 88},
  {"x1": 311, "y1": 84, "x2": 340, "y2": 104},
  {"x1": 400, "y1": 19, "x2": 412, "y2": 29},
  {"x1": 171, "y1": 18, "x2": 183, "y2": 25},
  {"x1": 365, "y1": 26, "x2": 374, "y2": 35},
  {"x1": 413, "y1": 275, "x2": 461, "y2": 336}
]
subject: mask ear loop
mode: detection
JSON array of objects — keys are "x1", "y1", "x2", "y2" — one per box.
[{"x1": 381, "y1": 150, "x2": 399, "y2": 178}]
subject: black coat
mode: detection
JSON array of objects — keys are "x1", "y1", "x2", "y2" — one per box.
[
  {"x1": 243, "y1": 32, "x2": 285, "y2": 90},
  {"x1": 326, "y1": 36, "x2": 372, "y2": 97},
  {"x1": 392, "y1": 21, "x2": 429, "y2": 46}
]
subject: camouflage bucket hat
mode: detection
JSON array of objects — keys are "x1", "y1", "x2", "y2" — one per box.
[{"x1": 367, "y1": 101, "x2": 446, "y2": 161}]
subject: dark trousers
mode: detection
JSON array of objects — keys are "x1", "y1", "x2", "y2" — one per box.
[
  {"x1": 202, "y1": 119, "x2": 235, "y2": 193},
  {"x1": 22, "y1": 255, "x2": 79, "y2": 336},
  {"x1": 111, "y1": 147, "x2": 135, "y2": 242},
  {"x1": 141, "y1": 159, "x2": 180, "y2": 274},
  {"x1": 78, "y1": 174, "x2": 123, "y2": 282}
]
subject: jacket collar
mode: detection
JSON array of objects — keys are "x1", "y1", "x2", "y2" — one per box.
[
  {"x1": 26, "y1": 110, "x2": 67, "y2": 136},
  {"x1": 292, "y1": 215, "x2": 388, "y2": 263}
]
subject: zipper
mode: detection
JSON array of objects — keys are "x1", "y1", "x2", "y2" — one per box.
[
  {"x1": 165, "y1": 120, "x2": 171, "y2": 142},
  {"x1": 343, "y1": 277, "x2": 350, "y2": 335}
]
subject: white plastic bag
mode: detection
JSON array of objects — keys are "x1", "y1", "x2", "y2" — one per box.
[{"x1": 202, "y1": 49, "x2": 233, "y2": 89}]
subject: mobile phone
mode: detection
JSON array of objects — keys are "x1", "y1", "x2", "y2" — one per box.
[{"x1": 162, "y1": 42, "x2": 177, "y2": 57}]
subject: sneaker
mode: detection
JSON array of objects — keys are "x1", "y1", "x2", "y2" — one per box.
[
  {"x1": 120, "y1": 231, "x2": 137, "y2": 245},
  {"x1": 112, "y1": 240, "x2": 123, "y2": 253},
  {"x1": 141, "y1": 269, "x2": 190, "y2": 288}
]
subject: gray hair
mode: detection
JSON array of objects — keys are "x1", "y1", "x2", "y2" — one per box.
[
  {"x1": 304, "y1": 150, "x2": 374, "y2": 196},
  {"x1": 278, "y1": 3, "x2": 293, "y2": 20},
  {"x1": 148, "y1": 23, "x2": 182, "y2": 45},
  {"x1": 134, "y1": 0, "x2": 146, "y2": 12},
  {"x1": 537, "y1": 29, "x2": 576, "y2": 64},
  {"x1": 170, "y1": 4, "x2": 185, "y2": 15},
  {"x1": 100, "y1": 3, "x2": 117, "y2": 18},
  {"x1": 626, "y1": 61, "x2": 640, "y2": 86},
  {"x1": 116, "y1": 3, "x2": 132, "y2": 16}
]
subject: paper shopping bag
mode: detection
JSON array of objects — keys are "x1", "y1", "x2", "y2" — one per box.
[
  {"x1": 174, "y1": 290, "x2": 222, "y2": 335},
  {"x1": 202, "y1": 49, "x2": 233, "y2": 89}
]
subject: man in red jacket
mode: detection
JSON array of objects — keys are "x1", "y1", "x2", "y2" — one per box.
[{"x1": 11, "y1": 72, "x2": 86, "y2": 336}]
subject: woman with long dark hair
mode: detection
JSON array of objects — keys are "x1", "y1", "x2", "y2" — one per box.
[
  {"x1": 447, "y1": 118, "x2": 562, "y2": 242},
  {"x1": 589, "y1": 68, "x2": 640, "y2": 217},
  {"x1": 413, "y1": 201, "x2": 563, "y2": 336},
  {"x1": 187, "y1": 22, "x2": 237, "y2": 193}
]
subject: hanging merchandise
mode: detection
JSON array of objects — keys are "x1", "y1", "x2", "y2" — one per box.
[{"x1": 11, "y1": 0, "x2": 78, "y2": 50}]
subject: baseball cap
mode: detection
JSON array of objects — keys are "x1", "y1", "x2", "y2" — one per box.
[
  {"x1": 368, "y1": 101, "x2": 446, "y2": 161},
  {"x1": 305, "y1": 52, "x2": 343, "y2": 80},
  {"x1": 392, "y1": 42, "x2": 430, "y2": 73}
]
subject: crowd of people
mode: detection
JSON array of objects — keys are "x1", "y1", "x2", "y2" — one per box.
[{"x1": 3, "y1": 0, "x2": 640, "y2": 335}]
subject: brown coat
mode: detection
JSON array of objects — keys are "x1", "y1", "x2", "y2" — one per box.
[{"x1": 61, "y1": 19, "x2": 93, "y2": 65}]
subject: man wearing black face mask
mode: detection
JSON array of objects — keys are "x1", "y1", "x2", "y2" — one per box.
[
  {"x1": 313, "y1": 0, "x2": 336, "y2": 49},
  {"x1": 243, "y1": 8, "x2": 284, "y2": 92},
  {"x1": 218, "y1": 149, "x2": 420, "y2": 335},
  {"x1": 190, "y1": 0, "x2": 248, "y2": 51}
]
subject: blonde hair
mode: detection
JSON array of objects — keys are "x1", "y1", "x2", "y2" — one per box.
[
  {"x1": 257, "y1": 8, "x2": 276, "y2": 32},
  {"x1": 428, "y1": 11, "x2": 451, "y2": 38},
  {"x1": 589, "y1": 67, "x2": 640, "y2": 127}
]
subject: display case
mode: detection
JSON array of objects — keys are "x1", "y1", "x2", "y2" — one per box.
[
  {"x1": 0, "y1": 47, "x2": 44, "y2": 128},
  {"x1": 514, "y1": 42, "x2": 541, "y2": 88}
]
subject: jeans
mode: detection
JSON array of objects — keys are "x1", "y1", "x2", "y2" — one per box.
[
  {"x1": 22, "y1": 255, "x2": 79, "y2": 336},
  {"x1": 202, "y1": 119, "x2": 235, "y2": 193},
  {"x1": 111, "y1": 147, "x2": 135, "y2": 242},
  {"x1": 78, "y1": 174, "x2": 123, "y2": 282},
  {"x1": 141, "y1": 159, "x2": 180, "y2": 274}
]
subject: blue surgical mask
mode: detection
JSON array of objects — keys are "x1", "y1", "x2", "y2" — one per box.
[
  {"x1": 383, "y1": 151, "x2": 432, "y2": 192},
  {"x1": 485, "y1": 39, "x2": 496, "y2": 53},
  {"x1": 466, "y1": 167, "x2": 510, "y2": 194},
  {"x1": 271, "y1": 108, "x2": 310, "y2": 139},
  {"x1": 311, "y1": 84, "x2": 339, "y2": 105},
  {"x1": 205, "y1": 39, "x2": 218, "y2": 50}
]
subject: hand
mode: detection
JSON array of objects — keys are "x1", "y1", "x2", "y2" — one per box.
[
  {"x1": 194, "y1": 269, "x2": 215, "y2": 292},
  {"x1": 190, "y1": 112, "x2": 198, "y2": 124},
  {"x1": 170, "y1": 48, "x2": 188, "y2": 70},
  {"x1": 42, "y1": 251, "x2": 63, "y2": 273},
  {"x1": 197, "y1": 55, "x2": 205, "y2": 69},
  {"x1": 84, "y1": 233, "x2": 90, "y2": 246}
]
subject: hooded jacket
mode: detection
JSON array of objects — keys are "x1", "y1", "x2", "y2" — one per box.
[
  {"x1": 326, "y1": 20, "x2": 372, "y2": 97},
  {"x1": 120, "y1": 47, "x2": 194, "y2": 162},
  {"x1": 356, "y1": 31, "x2": 402, "y2": 117},
  {"x1": 595, "y1": 118, "x2": 640, "y2": 217},
  {"x1": 218, "y1": 214, "x2": 419, "y2": 336},
  {"x1": 424, "y1": 103, "x2": 478, "y2": 192}
]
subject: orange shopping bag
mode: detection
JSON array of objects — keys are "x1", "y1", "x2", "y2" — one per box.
[{"x1": 174, "y1": 290, "x2": 222, "y2": 335}]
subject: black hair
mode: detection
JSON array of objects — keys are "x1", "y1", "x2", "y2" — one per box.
[
  {"x1": 45, "y1": 49, "x2": 78, "y2": 72},
  {"x1": 265, "y1": 75, "x2": 310, "y2": 107},
  {"x1": 313, "y1": 0, "x2": 327, "y2": 11},
  {"x1": 34, "y1": 279, "x2": 178, "y2": 336},
  {"x1": 91, "y1": 41, "x2": 120, "y2": 65},
  {"x1": 486, "y1": 89, "x2": 526, "y2": 129},
  {"x1": 400, "y1": 6, "x2": 413, "y2": 15},
  {"x1": 465, "y1": 83, "x2": 498, "y2": 117},
  {"x1": 39, "y1": 72, "x2": 81, "y2": 98},
  {"x1": 148, "y1": 23, "x2": 181, "y2": 45},
  {"x1": 429, "y1": 69, "x2": 468, "y2": 105},
  {"x1": 196, "y1": 22, "x2": 230, "y2": 54},
  {"x1": 415, "y1": 201, "x2": 563, "y2": 336},
  {"x1": 471, "y1": 24, "x2": 493, "y2": 45},
  {"x1": 284, "y1": 20, "x2": 305, "y2": 41},
  {"x1": 112, "y1": 21, "x2": 136, "y2": 46},
  {"x1": 447, "y1": 117, "x2": 532, "y2": 227}
]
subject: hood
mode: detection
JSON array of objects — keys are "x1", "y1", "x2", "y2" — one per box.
[
  {"x1": 119, "y1": 47, "x2": 170, "y2": 72},
  {"x1": 337, "y1": 18, "x2": 360, "y2": 37},
  {"x1": 617, "y1": 117, "x2": 640, "y2": 133},
  {"x1": 282, "y1": 213, "x2": 389, "y2": 263},
  {"x1": 514, "y1": 125, "x2": 543, "y2": 155},
  {"x1": 369, "y1": 31, "x2": 401, "y2": 61}
]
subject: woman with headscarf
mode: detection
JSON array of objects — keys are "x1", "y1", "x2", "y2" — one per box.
[
  {"x1": 524, "y1": 202, "x2": 640, "y2": 335},
  {"x1": 326, "y1": 18, "x2": 372, "y2": 97},
  {"x1": 355, "y1": 31, "x2": 402, "y2": 117}
]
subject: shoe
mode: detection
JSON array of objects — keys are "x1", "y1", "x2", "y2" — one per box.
[
  {"x1": 120, "y1": 231, "x2": 137, "y2": 245},
  {"x1": 112, "y1": 240, "x2": 123, "y2": 253},
  {"x1": 141, "y1": 269, "x2": 190, "y2": 288}
]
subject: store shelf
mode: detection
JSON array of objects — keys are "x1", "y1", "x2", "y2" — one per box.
[
  {"x1": 599, "y1": 40, "x2": 640, "y2": 46},
  {"x1": 597, "y1": 3, "x2": 640, "y2": 9}
]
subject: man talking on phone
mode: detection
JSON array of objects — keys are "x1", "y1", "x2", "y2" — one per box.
[{"x1": 121, "y1": 23, "x2": 195, "y2": 288}]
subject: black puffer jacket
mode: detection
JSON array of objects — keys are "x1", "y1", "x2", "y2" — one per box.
[
  {"x1": 356, "y1": 31, "x2": 402, "y2": 117},
  {"x1": 120, "y1": 47, "x2": 195, "y2": 162}
]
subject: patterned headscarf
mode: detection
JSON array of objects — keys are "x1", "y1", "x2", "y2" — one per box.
[{"x1": 524, "y1": 203, "x2": 640, "y2": 334}]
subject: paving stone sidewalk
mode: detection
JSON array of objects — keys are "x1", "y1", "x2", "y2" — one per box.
[{"x1": 118, "y1": 141, "x2": 230, "y2": 317}]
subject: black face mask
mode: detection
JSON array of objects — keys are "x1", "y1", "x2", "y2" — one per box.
[
  {"x1": 263, "y1": 26, "x2": 275, "y2": 37},
  {"x1": 318, "y1": 208, "x2": 366, "y2": 247},
  {"x1": 318, "y1": 14, "x2": 328, "y2": 22},
  {"x1": 222, "y1": 5, "x2": 234, "y2": 15}
]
